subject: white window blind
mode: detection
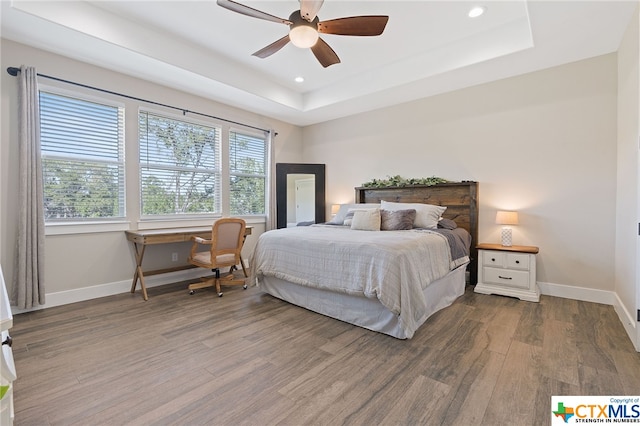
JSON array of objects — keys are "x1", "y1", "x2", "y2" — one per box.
[
  {"x1": 40, "y1": 91, "x2": 125, "y2": 221},
  {"x1": 139, "y1": 111, "x2": 221, "y2": 217},
  {"x1": 229, "y1": 130, "x2": 267, "y2": 215}
]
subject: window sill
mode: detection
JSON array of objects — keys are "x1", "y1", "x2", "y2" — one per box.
[
  {"x1": 136, "y1": 216, "x2": 266, "y2": 230},
  {"x1": 45, "y1": 221, "x2": 130, "y2": 236},
  {"x1": 44, "y1": 216, "x2": 266, "y2": 236}
]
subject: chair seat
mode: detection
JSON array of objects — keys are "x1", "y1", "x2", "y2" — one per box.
[{"x1": 191, "y1": 251, "x2": 237, "y2": 268}]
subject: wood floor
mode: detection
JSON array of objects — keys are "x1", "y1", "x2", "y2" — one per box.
[{"x1": 10, "y1": 282, "x2": 640, "y2": 426}]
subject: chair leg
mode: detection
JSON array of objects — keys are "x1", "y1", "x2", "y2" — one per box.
[
  {"x1": 188, "y1": 277, "x2": 215, "y2": 294},
  {"x1": 188, "y1": 268, "x2": 220, "y2": 295},
  {"x1": 188, "y1": 268, "x2": 246, "y2": 297},
  {"x1": 214, "y1": 269, "x2": 223, "y2": 297},
  {"x1": 216, "y1": 278, "x2": 222, "y2": 297}
]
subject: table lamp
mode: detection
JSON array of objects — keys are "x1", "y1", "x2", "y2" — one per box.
[
  {"x1": 330, "y1": 204, "x2": 340, "y2": 218},
  {"x1": 496, "y1": 210, "x2": 518, "y2": 246}
]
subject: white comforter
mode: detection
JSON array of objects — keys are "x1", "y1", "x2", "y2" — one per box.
[{"x1": 250, "y1": 225, "x2": 456, "y2": 334}]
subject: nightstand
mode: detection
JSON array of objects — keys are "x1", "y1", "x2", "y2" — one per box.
[{"x1": 474, "y1": 243, "x2": 540, "y2": 302}]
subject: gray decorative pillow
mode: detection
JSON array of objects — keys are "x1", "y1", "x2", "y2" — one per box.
[
  {"x1": 380, "y1": 200, "x2": 446, "y2": 229},
  {"x1": 381, "y1": 209, "x2": 416, "y2": 231},
  {"x1": 437, "y1": 218, "x2": 458, "y2": 230}
]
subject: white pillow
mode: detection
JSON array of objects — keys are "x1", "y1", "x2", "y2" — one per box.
[
  {"x1": 380, "y1": 200, "x2": 446, "y2": 229},
  {"x1": 350, "y1": 208, "x2": 381, "y2": 231},
  {"x1": 343, "y1": 207, "x2": 374, "y2": 226},
  {"x1": 328, "y1": 203, "x2": 380, "y2": 225}
]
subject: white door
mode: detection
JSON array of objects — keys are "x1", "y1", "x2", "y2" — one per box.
[{"x1": 295, "y1": 178, "x2": 315, "y2": 223}]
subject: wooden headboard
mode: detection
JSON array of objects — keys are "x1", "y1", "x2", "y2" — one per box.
[{"x1": 355, "y1": 181, "x2": 479, "y2": 284}]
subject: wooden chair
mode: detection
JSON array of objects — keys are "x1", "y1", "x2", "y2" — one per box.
[{"x1": 187, "y1": 218, "x2": 248, "y2": 297}]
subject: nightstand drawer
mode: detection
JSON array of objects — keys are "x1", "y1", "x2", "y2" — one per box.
[
  {"x1": 506, "y1": 253, "x2": 530, "y2": 270},
  {"x1": 483, "y1": 267, "x2": 530, "y2": 289},
  {"x1": 483, "y1": 251, "x2": 530, "y2": 270},
  {"x1": 482, "y1": 251, "x2": 505, "y2": 266}
]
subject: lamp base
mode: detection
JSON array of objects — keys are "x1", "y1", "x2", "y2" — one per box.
[{"x1": 501, "y1": 227, "x2": 513, "y2": 246}]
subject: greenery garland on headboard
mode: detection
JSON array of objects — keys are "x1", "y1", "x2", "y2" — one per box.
[{"x1": 361, "y1": 175, "x2": 450, "y2": 188}]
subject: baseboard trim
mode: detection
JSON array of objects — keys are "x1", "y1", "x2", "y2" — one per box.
[
  {"x1": 11, "y1": 268, "x2": 208, "y2": 315},
  {"x1": 537, "y1": 281, "x2": 615, "y2": 305},
  {"x1": 613, "y1": 292, "x2": 639, "y2": 352},
  {"x1": 539, "y1": 281, "x2": 638, "y2": 352}
]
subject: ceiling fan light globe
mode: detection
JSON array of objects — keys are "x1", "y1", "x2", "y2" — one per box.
[{"x1": 289, "y1": 25, "x2": 319, "y2": 48}]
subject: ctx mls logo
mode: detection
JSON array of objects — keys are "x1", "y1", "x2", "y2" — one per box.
[
  {"x1": 553, "y1": 402, "x2": 575, "y2": 423},
  {"x1": 551, "y1": 396, "x2": 640, "y2": 424}
]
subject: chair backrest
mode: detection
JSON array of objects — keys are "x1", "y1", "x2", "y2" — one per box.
[{"x1": 211, "y1": 218, "x2": 246, "y2": 264}]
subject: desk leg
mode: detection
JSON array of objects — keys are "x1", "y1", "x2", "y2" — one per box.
[
  {"x1": 239, "y1": 255, "x2": 248, "y2": 278},
  {"x1": 239, "y1": 233, "x2": 249, "y2": 278},
  {"x1": 130, "y1": 243, "x2": 149, "y2": 301}
]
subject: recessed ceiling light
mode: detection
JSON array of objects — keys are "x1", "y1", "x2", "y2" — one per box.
[
  {"x1": 294, "y1": 76, "x2": 305, "y2": 83},
  {"x1": 468, "y1": 6, "x2": 486, "y2": 18}
]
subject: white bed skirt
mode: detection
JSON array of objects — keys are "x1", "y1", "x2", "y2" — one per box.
[{"x1": 257, "y1": 264, "x2": 467, "y2": 339}]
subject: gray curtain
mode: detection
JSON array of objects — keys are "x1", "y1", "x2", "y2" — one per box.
[
  {"x1": 265, "y1": 130, "x2": 277, "y2": 231},
  {"x1": 11, "y1": 66, "x2": 45, "y2": 309}
]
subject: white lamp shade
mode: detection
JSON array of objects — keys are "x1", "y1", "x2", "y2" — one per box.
[
  {"x1": 496, "y1": 210, "x2": 519, "y2": 225},
  {"x1": 289, "y1": 25, "x2": 319, "y2": 48}
]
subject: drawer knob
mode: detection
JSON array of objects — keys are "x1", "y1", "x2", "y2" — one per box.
[
  {"x1": 516, "y1": 260, "x2": 520, "y2": 264},
  {"x1": 498, "y1": 275, "x2": 512, "y2": 280},
  {"x1": 491, "y1": 258, "x2": 496, "y2": 262},
  {"x1": 2, "y1": 336, "x2": 12, "y2": 347}
]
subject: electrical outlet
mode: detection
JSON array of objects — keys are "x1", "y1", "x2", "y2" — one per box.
[{"x1": 171, "y1": 252, "x2": 178, "y2": 262}]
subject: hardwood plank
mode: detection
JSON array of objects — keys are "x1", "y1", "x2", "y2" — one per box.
[
  {"x1": 533, "y1": 375, "x2": 581, "y2": 426},
  {"x1": 513, "y1": 299, "x2": 545, "y2": 346},
  {"x1": 540, "y1": 318, "x2": 579, "y2": 386},
  {"x1": 482, "y1": 340, "x2": 543, "y2": 425},
  {"x1": 9, "y1": 283, "x2": 639, "y2": 425},
  {"x1": 378, "y1": 374, "x2": 451, "y2": 425},
  {"x1": 440, "y1": 350, "x2": 506, "y2": 425}
]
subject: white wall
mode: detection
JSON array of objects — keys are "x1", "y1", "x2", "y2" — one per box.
[
  {"x1": 303, "y1": 54, "x2": 619, "y2": 299},
  {"x1": 615, "y1": 4, "x2": 639, "y2": 350},
  {"x1": 0, "y1": 35, "x2": 633, "y2": 322},
  {"x1": 0, "y1": 40, "x2": 303, "y2": 305}
]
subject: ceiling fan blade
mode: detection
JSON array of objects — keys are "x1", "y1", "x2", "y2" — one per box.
[
  {"x1": 318, "y1": 16, "x2": 389, "y2": 36},
  {"x1": 253, "y1": 35, "x2": 291, "y2": 58},
  {"x1": 299, "y1": 0, "x2": 324, "y2": 22},
  {"x1": 217, "y1": 0, "x2": 292, "y2": 25},
  {"x1": 310, "y1": 38, "x2": 340, "y2": 68}
]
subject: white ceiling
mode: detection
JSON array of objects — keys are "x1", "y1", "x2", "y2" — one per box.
[{"x1": 1, "y1": 1, "x2": 637, "y2": 126}]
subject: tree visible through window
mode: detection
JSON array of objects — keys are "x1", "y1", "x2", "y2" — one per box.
[
  {"x1": 230, "y1": 131, "x2": 266, "y2": 215},
  {"x1": 40, "y1": 91, "x2": 125, "y2": 220},
  {"x1": 139, "y1": 111, "x2": 221, "y2": 216},
  {"x1": 39, "y1": 90, "x2": 268, "y2": 224}
]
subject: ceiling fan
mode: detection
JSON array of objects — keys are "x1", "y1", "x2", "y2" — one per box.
[{"x1": 216, "y1": 0, "x2": 389, "y2": 68}]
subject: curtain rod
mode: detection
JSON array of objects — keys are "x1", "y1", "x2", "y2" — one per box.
[{"x1": 6, "y1": 66, "x2": 272, "y2": 134}]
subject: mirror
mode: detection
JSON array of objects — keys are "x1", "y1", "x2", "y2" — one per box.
[{"x1": 276, "y1": 163, "x2": 325, "y2": 229}]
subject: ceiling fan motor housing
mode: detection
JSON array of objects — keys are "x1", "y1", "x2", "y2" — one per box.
[{"x1": 288, "y1": 10, "x2": 320, "y2": 48}]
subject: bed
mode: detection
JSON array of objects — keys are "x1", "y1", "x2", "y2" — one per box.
[{"x1": 250, "y1": 181, "x2": 479, "y2": 339}]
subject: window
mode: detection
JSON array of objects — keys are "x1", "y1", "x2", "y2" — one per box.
[
  {"x1": 40, "y1": 91, "x2": 125, "y2": 221},
  {"x1": 229, "y1": 130, "x2": 267, "y2": 215},
  {"x1": 139, "y1": 111, "x2": 222, "y2": 217},
  {"x1": 37, "y1": 85, "x2": 270, "y2": 232}
]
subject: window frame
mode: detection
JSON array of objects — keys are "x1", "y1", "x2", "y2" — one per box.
[
  {"x1": 138, "y1": 109, "x2": 223, "y2": 221},
  {"x1": 36, "y1": 84, "x2": 271, "y2": 235},
  {"x1": 39, "y1": 85, "x2": 127, "y2": 231},
  {"x1": 228, "y1": 127, "x2": 268, "y2": 217}
]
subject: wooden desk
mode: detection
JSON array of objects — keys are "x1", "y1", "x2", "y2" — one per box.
[{"x1": 125, "y1": 226, "x2": 252, "y2": 300}]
